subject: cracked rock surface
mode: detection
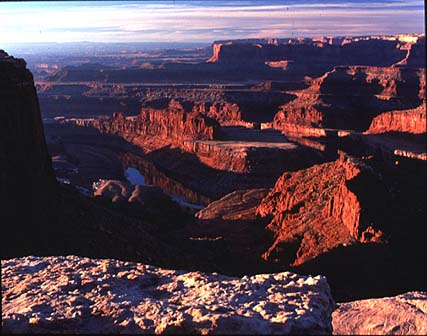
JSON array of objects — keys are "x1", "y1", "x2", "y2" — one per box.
[
  {"x1": 1, "y1": 256, "x2": 334, "y2": 334},
  {"x1": 332, "y1": 291, "x2": 427, "y2": 335}
]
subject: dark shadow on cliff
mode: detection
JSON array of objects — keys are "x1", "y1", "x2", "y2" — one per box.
[
  {"x1": 293, "y1": 242, "x2": 427, "y2": 303},
  {"x1": 317, "y1": 68, "x2": 423, "y2": 131},
  {"x1": 223, "y1": 91, "x2": 296, "y2": 123},
  {"x1": 184, "y1": 215, "x2": 274, "y2": 276},
  {"x1": 145, "y1": 144, "x2": 327, "y2": 200},
  {"x1": 294, "y1": 156, "x2": 427, "y2": 302}
]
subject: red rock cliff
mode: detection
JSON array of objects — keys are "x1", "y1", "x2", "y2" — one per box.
[
  {"x1": 256, "y1": 153, "x2": 386, "y2": 266},
  {"x1": 274, "y1": 66, "x2": 425, "y2": 132},
  {"x1": 89, "y1": 99, "x2": 220, "y2": 150},
  {"x1": 365, "y1": 104, "x2": 427, "y2": 134}
]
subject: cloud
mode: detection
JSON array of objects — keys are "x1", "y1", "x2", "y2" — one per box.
[{"x1": 0, "y1": 0, "x2": 424, "y2": 43}]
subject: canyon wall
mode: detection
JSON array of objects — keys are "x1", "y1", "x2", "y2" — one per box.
[
  {"x1": 209, "y1": 36, "x2": 425, "y2": 70},
  {"x1": 0, "y1": 50, "x2": 59, "y2": 257},
  {"x1": 257, "y1": 153, "x2": 386, "y2": 266},
  {"x1": 181, "y1": 140, "x2": 321, "y2": 175},
  {"x1": 141, "y1": 90, "x2": 292, "y2": 125},
  {"x1": 84, "y1": 100, "x2": 220, "y2": 150},
  {"x1": 273, "y1": 66, "x2": 425, "y2": 132},
  {"x1": 365, "y1": 104, "x2": 426, "y2": 134}
]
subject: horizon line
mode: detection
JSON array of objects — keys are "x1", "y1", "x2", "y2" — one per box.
[{"x1": 2, "y1": 32, "x2": 425, "y2": 45}]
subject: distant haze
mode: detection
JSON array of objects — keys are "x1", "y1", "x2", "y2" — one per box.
[{"x1": 0, "y1": 0, "x2": 425, "y2": 44}]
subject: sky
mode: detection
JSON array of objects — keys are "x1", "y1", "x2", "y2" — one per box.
[{"x1": 0, "y1": 0, "x2": 425, "y2": 44}]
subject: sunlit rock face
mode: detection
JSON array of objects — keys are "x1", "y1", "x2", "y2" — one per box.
[
  {"x1": 365, "y1": 104, "x2": 426, "y2": 135},
  {"x1": 1, "y1": 256, "x2": 335, "y2": 335},
  {"x1": 332, "y1": 291, "x2": 427, "y2": 335},
  {"x1": 257, "y1": 153, "x2": 387, "y2": 266},
  {"x1": 79, "y1": 100, "x2": 220, "y2": 151}
]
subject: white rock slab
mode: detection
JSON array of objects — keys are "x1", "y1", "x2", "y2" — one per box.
[
  {"x1": 333, "y1": 291, "x2": 427, "y2": 335},
  {"x1": 2, "y1": 256, "x2": 335, "y2": 334}
]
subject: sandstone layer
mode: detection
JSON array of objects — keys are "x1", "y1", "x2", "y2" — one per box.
[
  {"x1": 81, "y1": 99, "x2": 219, "y2": 151},
  {"x1": 2, "y1": 256, "x2": 335, "y2": 335},
  {"x1": 273, "y1": 66, "x2": 425, "y2": 132},
  {"x1": 71, "y1": 107, "x2": 327, "y2": 197},
  {"x1": 332, "y1": 291, "x2": 427, "y2": 335},
  {"x1": 209, "y1": 38, "x2": 408, "y2": 68},
  {"x1": 196, "y1": 189, "x2": 270, "y2": 222},
  {"x1": 365, "y1": 104, "x2": 427, "y2": 134},
  {"x1": 257, "y1": 153, "x2": 386, "y2": 266}
]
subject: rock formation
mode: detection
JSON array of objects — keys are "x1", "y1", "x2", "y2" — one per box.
[
  {"x1": 332, "y1": 291, "x2": 427, "y2": 335},
  {"x1": 80, "y1": 100, "x2": 219, "y2": 151},
  {"x1": 71, "y1": 105, "x2": 327, "y2": 199},
  {"x1": 2, "y1": 256, "x2": 335, "y2": 335},
  {"x1": 257, "y1": 153, "x2": 386, "y2": 266},
  {"x1": 121, "y1": 152, "x2": 212, "y2": 206},
  {"x1": 0, "y1": 50, "x2": 59, "y2": 257},
  {"x1": 394, "y1": 35, "x2": 426, "y2": 68},
  {"x1": 0, "y1": 50, "x2": 212, "y2": 269},
  {"x1": 365, "y1": 104, "x2": 426, "y2": 134},
  {"x1": 93, "y1": 179, "x2": 172, "y2": 205},
  {"x1": 196, "y1": 189, "x2": 270, "y2": 222},
  {"x1": 208, "y1": 38, "x2": 408, "y2": 67},
  {"x1": 187, "y1": 149, "x2": 426, "y2": 301},
  {"x1": 207, "y1": 36, "x2": 425, "y2": 83},
  {"x1": 194, "y1": 101, "x2": 243, "y2": 125},
  {"x1": 273, "y1": 66, "x2": 425, "y2": 132},
  {"x1": 181, "y1": 139, "x2": 309, "y2": 174}
]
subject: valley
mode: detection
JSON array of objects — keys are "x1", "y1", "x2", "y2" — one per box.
[{"x1": 2, "y1": 31, "x2": 426, "y2": 334}]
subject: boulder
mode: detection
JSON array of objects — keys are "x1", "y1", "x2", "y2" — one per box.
[{"x1": 332, "y1": 291, "x2": 427, "y2": 335}]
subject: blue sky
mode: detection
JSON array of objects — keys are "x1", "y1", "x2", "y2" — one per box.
[{"x1": 0, "y1": 1, "x2": 424, "y2": 43}]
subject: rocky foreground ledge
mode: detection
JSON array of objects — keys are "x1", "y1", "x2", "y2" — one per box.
[
  {"x1": 2, "y1": 256, "x2": 334, "y2": 334},
  {"x1": 332, "y1": 291, "x2": 427, "y2": 335}
]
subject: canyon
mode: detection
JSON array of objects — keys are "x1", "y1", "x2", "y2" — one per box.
[
  {"x1": 256, "y1": 152, "x2": 386, "y2": 267},
  {"x1": 1, "y1": 33, "x2": 426, "y2": 334}
]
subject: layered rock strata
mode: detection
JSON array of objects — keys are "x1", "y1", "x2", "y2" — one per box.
[
  {"x1": 82, "y1": 99, "x2": 219, "y2": 151},
  {"x1": 208, "y1": 38, "x2": 409, "y2": 67},
  {"x1": 1, "y1": 256, "x2": 335, "y2": 335},
  {"x1": 181, "y1": 140, "x2": 302, "y2": 173},
  {"x1": 274, "y1": 66, "x2": 425, "y2": 132},
  {"x1": 257, "y1": 153, "x2": 386, "y2": 266},
  {"x1": 196, "y1": 189, "x2": 270, "y2": 222},
  {"x1": 365, "y1": 104, "x2": 427, "y2": 134},
  {"x1": 208, "y1": 36, "x2": 426, "y2": 83},
  {"x1": 0, "y1": 51, "x2": 211, "y2": 268}
]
